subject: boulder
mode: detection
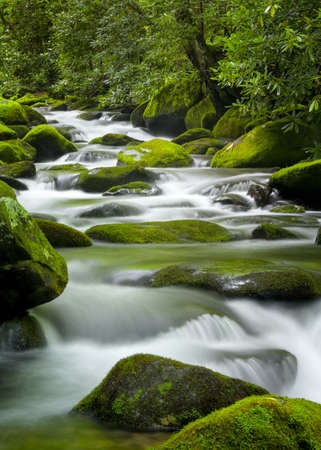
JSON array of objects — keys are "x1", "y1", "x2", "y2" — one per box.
[
  {"x1": 0, "y1": 314, "x2": 46, "y2": 351},
  {"x1": 7, "y1": 125, "x2": 29, "y2": 139},
  {"x1": 50, "y1": 100, "x2": 68, "y2": 111},
  {"x1": 35, "y1": 219, "x2": 92, "y2": 248},
  {"x1": 0, "y1": 122, "x2": 17, "y2": 141},
  {"x1": 77, "y1": 111, "x2": 102, "y2": 121},
  {"x1": 23, "y1": 125, "x2": 77, "y2": 162},
  {"x1": 247, "y1": 183, "x2": 272, "y2": 207},
  {"x1": 103, "y1": 181, "x2": 160, "y2": 196},
  {"x1": 86, "y1": 220, "x2": 235, "y2": 244},
  {"x1": 0, "y1": 140, "x2": 36, "y2": 164},
  {"x1": 0, "y1": 179, "x2": 16, "y2": 199},
  {"x1": 130, "y1": 100, "x2": 149, "y2": 127},
  {"x1": 212, "y1": 107, "x2": 250, "y2": 141},
  {"x1": 172, "y1": 128, "x2": 211, "y2": 145},
  {"x1": 89, "y1": 133, "x2": 141, "y2": 146},
  {"x1": 117, "y1": 139, "x2": 193, "y2": 168},
  {"x1": 0, "y1": 99, "x2": 29, "y2": 125},
  {"x1": 0, "y1": 198, "x2": 68, "y2": 321},
  {"x1": 252, "y1": 224, "x2": 298, "y2": 240},
  {"x1": 0, "y1": 175, "x2": 28, "y2": 191},
  {"x1": 78, "y1": 202, "x2": 142, "y2": 218},
  {"x1": 143, "y1": 79, "x2": 202, "y2": 135},
  {"x1": 185, "y1": 95, "x2": 217, "y2": 130},
  {"x1": 16, "y1": 93, "x2": 48, "y2": 106},
  {"x1": 183, "y1": 138, "x2": 224, "y2": 155},
  {"x1": 23, "y1": 105, "x2": 47, "y2": 125},
  {"x1": 0, "y1": 161, "x2": 36, "y2": 179},
  {"x1": 71, "y1": 354, "x2": 268, "y2": 431},
  {"x1": 270, "y1": 159, "x2": 321, "y2": 208},
  {"x1": 212, "y1": 120, "x2": 313, "y2": 168},
  {"x1": 157, "y1": 396, "x2": 321, "y2": 449},
  {"x1": 54, "y1": 125, "x2": 85, "y2": 142},
  {"x1": 212, "y1": 193, "x2": 251, "y2": 211},
  {"x1": 76, "y1": 166, "x2": 155, "y2": 193}
]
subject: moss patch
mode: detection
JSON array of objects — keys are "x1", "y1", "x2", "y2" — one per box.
[
  {"x1": 172, "y1": 128, "x2": 211, "y2": 145},
  {"x1": 271, "y1": 205, "x2": 305, "y2": 214},
  {"x1": 0, "y1": 140, "x2": 36, "y2": 164},
  {"x1": 89, "y1": 133, "x2": 141, "y2": 146},
  {"x1": 252, "y1": 224, "x2": 298, "y2": 240},
  {"x1": 104, "y1": 181, "x2": 160, "y2": 196},
  {"x1": 16, "y1": 93, "x2": 48, "y2": 106},
  {"x1": 7, "y1": 125, "x2": 29, "y2": 139},
  {"x1": 35, "y1": 219, "x2": 92, "y2": 248},
  {"x1": 0, "y1": 161, "x2": 36, "y2": 179},
  {"x1": 71, "y1": 353, "x2": 268, "y2": 431},
  {"x1": 0, "y1": 99, "x2": 29, "y2": 125},
  {"x1": 212, "y1": 107, "x2": 250, "y2": 141},
  {"x1": 184, "y1": 95, "x2": 217, "y2": 130},
  {"x1": 157, "y1": 395, "x2": 321, "y2": 449},
  {"x1": 183, "y1": 138, "x2": 224, "y2": 155},
  {"x1": 0, "y1": 179, "x2": 16, "y2": 199},
  {"x1": 0, "y1": 122, "x2": 17, "y2": 141}
]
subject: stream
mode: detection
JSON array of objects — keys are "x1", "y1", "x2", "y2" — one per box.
[{"x1": 0, "y1": 109, "x2": 321, "y2": 449}]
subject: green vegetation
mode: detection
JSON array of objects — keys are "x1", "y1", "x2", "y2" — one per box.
[
  {"x1": 89, "y1": 133, "x2": 141, "y2": 146},
  {"x1": 72, "y1": 354, "x2": 267, "y2": 431},
  {"x1": 0, "y1": 140, "x2": 36, "y2": 164},
  {"x1": 0, "y1": 179, "x2": 16, "y2": 199},
  {"x1": 35, "y1": 219, "x2": 93, "y2": 248},
  {"x1": 172, "y1": 129, "x2": 211, "y2": 145},
  {"x1": 0, "y1": 160, "x2": 35, "y2": 178},
  {"x1": 184, "y1": 96, "x2": 217, "y2": 130}
]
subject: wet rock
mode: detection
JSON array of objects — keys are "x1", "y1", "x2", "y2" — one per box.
[
  {"x1": 54, "y1": 125, "x2": 85, "y2": 143},
  {"x1": 270, "y1": 204, "x2": 305, "y2": 214},
  {"x1": 35, "y1": 219, "x2": 92, "y2": 248},
  {"x1": 77, "y1": 111, "x2": 102, "y2": 121},
  {"x1": 252, "y1": 224, "x2": 298, "y2": 240},
  {"x1": 50, "y1": 100, "x2": 68, "y2": 111},
  {"x1": 78, "y1": 202, "x2": 142, "y2": 218},
  {"x1": 172, "y1": 128, "x2": 211, "y2": 145},
  {"x1": 212, "y1": 107, "x2": 250, "y2": 141},
  {"x1": 0, "y1": 314, "x2": 46, "y2": 351},
  {"x1": 71, "y1": 353, "x2": 268, "y2": 431},
  {"x1": 103, "y1": 181, "x2": 161, "y2": 196},
  {"x1": 185, "y1": 95, "x2": 217, "y2": 130},
  {"x1": 157, "y1": 396, "x2": 321, "y2": 449},
  {"x1": 110, "y1": 112, "x2": 130, "y2": 121},
  {"x1": 0, "y1": 160, "x2": 36, "y2": 179},
  {"x1": 89, "y1": 133, "x2": 141, "y2": 146},
  {"x1": 86, "y1": 220, "x2": 235, "y2": 244},
  {"x1": 0, "y1": 139, "x2": 36, "y2": 164},
  {"x1": 23, "y1": 125, "x2": 77, "y2": 162},
  {"x1": 183, "y1": 138, "x2": 224, "y2": 155},
  {"x1": 76, "y1": 166, "x2": 156, "y2": 193},
  {"x1": 0, "y1": 198, "x2": 68, "y2": 321},
  {"x1": 212, "y1": 193, "x2": 251, "y2": 211},
  {"x1": 130, "y1": 101, "x2": 149, "y2": 127},
  {"x1": 316, "y1": 228, "x2": 321, "y2": 246},
  {"x1": 270, "y1": 159, "x2": 321, "y2": 208},
  {"x1": 247, "y1": 183, "x2": 272, "y2": 207},
  {"x1": 23, "y1": 105, "x2": 47, "y2": 126},
  {"x1": 0, "y1": 175, "x2": 28, "y2": 191},
  {"x1": 117, "y1": 139, "x2": 193, "y2": 168},
  {"x1": 0, "y1": 179, "x2": 16, "y2": 199}
]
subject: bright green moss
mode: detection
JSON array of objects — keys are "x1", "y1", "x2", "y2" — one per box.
[
  {"x1": 0, "y1": 139, "x2": 36, "y2": 164},
  {"x1": 0, "y1": 161, "x2": 36, "y2": 179},
  {"x1": 270, "y1": 159, "x2": 321, "y2": 208},
  {"x1": 184, "y1": 96, "x2": 217, "y2": 130},
  {"x1": 23, "y1": 105, "x2": 47, "y2": 126},
  {"x1": 23, "y1": 125, "x2": 77, "y2": 162},
  {"x1": 212, "y1": 119, "x2": 312, "y2": 168},
  {"x1": 89, "y1": 133, "x2": 141, "y2": 146},
  {"x1": 172, "y1": 128, "x2": 211, "y2": 145},
  {"x1": 183, "y1": 138, "x2": 224, "y2": 155},
  {"x1": 16, "y1": 93, "x2": 48, "y2": 106},
  {"x1": 0, "y1": 99, "x2": 29, "y2": 125},
  {"x1": 118, "y1": 139, "x2": 193, "y2": 168},
  {"x1": 7, "y1": 125, "x2": 29, "y2": 139},
  {"x1": 50, "y1": 100, "x2": 68, "y2": 111},
  {"x1": 0, "y1": 122, "x2": 17, "y2": 141},
  {"x1": 85, "y1": 220, "x2": 235, "y2": 244},
  {"x1": 252, "y1": 224, "x2": 298, "y2": 240},
  {"x1": 212, "y1": 107, "x2": 250, "y2": 140},
  {"x1": 0, "y1": 179, "x2": 16, "y2": 199},
  {"x1": 157, "y1": 396, "x2": 321, "y2": 449},
  {"x1": 271, "y1": 205, "x2": 305, "y2": 213},
  {"x1": 35, "y1": 219, "x2": 92, "y2": 248}
]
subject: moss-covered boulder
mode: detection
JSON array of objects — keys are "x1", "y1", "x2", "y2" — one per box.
[
  {"x1": 0, "y1": 175, "x2": 28, "y2": 191},
  {"x1": 0, "y1": 198, "x2": 68, "y2": 321},
  {"x1": 77, "y1": 111, "x2": 102, "y2": 121},
  {"x1": 212, "y1": 120, "x2": 313, "y2": 168},
  {"x1": 0, "y1": 160, "x2": 36, "y2": 179},
  {"x1": 23, "y1": 105, "x2": 47, "y2": 126},
  {"x1": 118, "y1": 139, "x2": 193, "y2": 168},
  {"x1": 23, "y1": 125, "x2": 77, "y2": 162},
  {"x1": 86, "y1": 220, "x2": 235, "y2": 244},
  {"x1": 0, "y1": 122, "x2": 17, "y2": 140},
  {"x1": 184, "y1": 95, "x2": 217, "y2": 130},
  {"x1": 183, "y1": 138, "x2": 224, "y2": 155},
  {"x1": 212, "y1": 107, "x2": 250, "y2": 141},
  {"x1": 16, "y1": 93, "x2": 48, "y2": 106},
  {"x1": 143, "y1": 79, "x2": 202, "y2": 135},
  {"x1": 76, "y1": 166, "x2": 155, "y2": 193},
  {"x1": 35, "y1": 219, "x2": 92, "y2": 248},
  {"x1": 0, "y1": 140, "x2": 36, "y2": 164},
  {"x1": 0, "y1": 179, "x2": 16, "y2": 199},
  {"x1": 89, "y1": 133, "x2": 141, "y2": 146},
  {"x1": 50, "y1": 100, "x2": 68, "y2": 111},
  {"x1": 72, "y1": 354, "x2": 268, "y2": 431},
  {"x1": 252, "y1": 224, "x2": 298, "y2": 240},
  {"x1": 103, "y1": 181, "x2": 160, "y2": 196},
  {"x1": 130, "y1": 100, "x2": 149, "y2": 127},
  {"x1": 172, "y1": 128, "x2": 211, "y2": 145},
  {"x1": 157, "y1": 395, "x2": 321, "y2": 449},
  {"x1": 271, "y1": 204, "x2": 305, "y2": 214},
  {"x1": 0, "y1": 99, "x2": 29, "y2": 125},
  {"x1": 7, "y1": 125, "x2": 29, "y2": 139},
  {"x1": 316, "y1": 228, "x2": 321, "y2": 246},
  {"x1": 0, "y1": 314, "x2": 46, "y2": 351},
  {"x1": 151, "y1": 260, "x2": 321, "y2": 300},
  {"x1": 270, "y1": 159, "x2": 321, "y2": 208}
]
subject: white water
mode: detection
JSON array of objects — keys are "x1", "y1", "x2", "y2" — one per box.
[{"x1": 1, "y1": 109, "x2": 321, "y2": 440}]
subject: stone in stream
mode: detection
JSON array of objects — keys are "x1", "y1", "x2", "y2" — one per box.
[
  {"x1": 252, "y1": 224, "x2": 298, "y2": 240},
  {"x1": 89, "y1": 133, "x2": 141, "y2": 146},
  {"x1": 85, "y1": 220, "x2": 235, "y2": 244},
  {"x1": 0, "y1": 198, "x2": 68, "y2": 322},
  {"x1": 54, "y1": 125, "x2": 85, "y2": 142},
  {"x1": 270, "y1": 159, "x2": 321, "y2": 208},
  {"x1": 183, "y1": 138, "x2": 224, "y2": 155},
  {"x1": 212, "y1": 193, "x2": 251, "y2": 211},
  {"x1": 130, "y1": 100, "x2": 149, "y2": 127},
  {"x1": 0, "y1": 139, "x2": 36, "y2": 164},
  {"x1": 172, "y1": 128, "x2": 212, "y2": 145},
  {"x1": 212, "y1": 107, "x2": 251, "y2": 141},
  {"x1": 184, "y1": 95, "x2": 217, "y2": 130},
  {"x1": 316, "y1": 227, "x2": 321, "y2": 246},
  {"x1": 0, "y1": 314, "x2": 46, "y2": 351},
  {"x1": 0, "y1": 122, "x2": 17, "y2": 141},
  {"x1": 157, "y1": 396, "x2": 321, "y2": 449},
  {"x1": 77, "y1": 111, "x2": 102, "y2": 121},
  {"x1": 270, "y1": 204, "x2": 305, "y2": 214},
  {"x1": 117, "y1": 139, "x2": 193, "y2": 168},
  {"x1": 217, "y1": 213, "x2": 318, "y2": 228},
  {"x1": 103, "y1": 181, "x2": 161, "y2": 196},
  {"x1": 23, "y1": 105, "x2": 47, "y2": 126},
  {"x1": 35, "y1": 219, "x2": 92, "y2": 248},
  {"x1": 212, "y1": 119, "x2": 315, "y2": 168},
  {"x1": 0, "y1": 160, "x2": 36, "y2": 178},
  {"x1": 0, "y1": 175, "x2": 28, "y2": 191},
  {"x1": 0, "y1": 99, "x2": 29, "y2": 125},
  {"x1": 23, "y1": 125, "x2": 77, "y2": 162},
  {"x1": 247, "y1": 183, "x2": 272, "y2": 207},
  {"x1": 150, "y1": 259, "x2": 321, "y2": 300},
  {"x1": 71, "y1": 354, "x2": 268, "y2": 431},
  {"x1": 78, "y1": 202, "x2": 142, "y2": 218},
  {"x1": 76, "y1": 166, "x2": 157, "y2": 193},
  {"x1": 16, "y1": 92, "x2": 49, "y2": 106}
]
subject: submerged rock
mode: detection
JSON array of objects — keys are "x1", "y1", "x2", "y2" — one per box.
[
  {"x1": 89, "y1": 133, "x2": 141, "y2": 146},
  {"x1": 270, "y1": 159, "x2": 321, "y2": 208},
  {"x1": 71, "y1": 354, "x2": 268, "y2": 431},
  {"x1": 157, "y1": 396, "x2": 321, "y2": 449},
  {"x1": 35, "y1": 219, "x2": 92, "y2": 248},
  {"x1": 0, "y1": 139, "x2": 36, "y2": 164},
  {"x1": 0, "y1": 314, "x2": 46, "y2": 351},
  {"x1": 23, "y1": 125, "x2": 77, "y2": 162},
  {"x1": 252, "y1": 224, "x2": 298, "y2": 240},
  {"x1": 103, "y1": 181, "x2": 161, "y2": 196},
  {"x1": 78, "y1": 202, "x2": 142, "y2": 218},
  {"x1": 86, "y1": 220, "x2": 235, "y2": 244},
  {"x1": 76, "y1": 166, "x2": 156, "y2": 193},
  {"x1": 0, "y1": 198, "x2": 68, "y2": 321},
  {"x1": 117, "y1": 139, "x2": 192, "y2": 168}
]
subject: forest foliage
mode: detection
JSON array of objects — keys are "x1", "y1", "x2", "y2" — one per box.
[{"x1": 0, "y1": 0, "x2": 320, "y2": 130}]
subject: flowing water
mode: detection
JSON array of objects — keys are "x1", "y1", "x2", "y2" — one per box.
[{"x1": 1, "y1": 109, "x2": 321, "y2": 449}]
